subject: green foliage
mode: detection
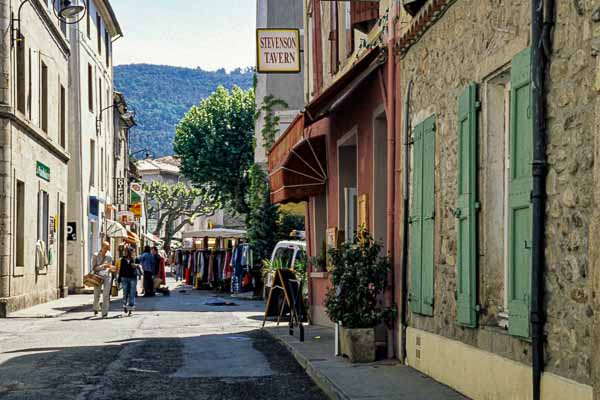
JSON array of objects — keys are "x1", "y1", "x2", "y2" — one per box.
[
  {"x1": 324, "y1": 230, "x2": 392, "y2": 329},
  {"x1": 256, "y1": 95, "x2": 289, "y2": 151},
  {"x1": 114, "y1": 64, "x2": 254, "y2": 157},
  {"x1": 246, "y1": 165, "x2": 279, "y2": 264},
  {"x1": 174, "y1": 86, "x2": 256, "y2": 214},
  {"x1": 275, "y1": 212, "x2": 305, "y2": 243},
  {"x1": 143, "y1": 181, "x2": 220, "y2": 247},
  {"x1": 308, "y1": 241, "x2": 328, "y2": 273}
]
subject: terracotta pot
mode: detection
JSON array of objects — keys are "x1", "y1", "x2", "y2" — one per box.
[{"x1": 339, "y1": 326, "x2": 375, "y2": 363}]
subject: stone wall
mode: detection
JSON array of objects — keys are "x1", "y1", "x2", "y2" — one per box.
[{"x1": 399, "y1": 0, "x2": 597, "y2": 385}]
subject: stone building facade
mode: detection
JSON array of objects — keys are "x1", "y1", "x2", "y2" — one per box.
[
  {"x1": 0, "y1": 0, "x2": 72, "y2": 316},
  {"x1": 396, "y1": 0, "x2": 598, "y2": 398},
  {"x1": 66, "y1": 0, "x2": 122, "y2": 291}
]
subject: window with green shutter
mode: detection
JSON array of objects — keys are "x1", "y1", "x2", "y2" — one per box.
[
  {"x1": 456, "y1": 83, "x2": 479, "y2": 328},
  {"x1": 507, "y1": 48, "x2": 533, "y2": 338},
  {"x1": 410, "y1": 115, "x2": 436, "y2": 316}
]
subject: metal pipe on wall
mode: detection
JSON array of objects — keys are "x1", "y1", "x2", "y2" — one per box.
[
  {"x1": 385, "y1": 0, "x2": 399, "y2": 359},
  {"x1": 400, "y1": 79, "x2": 412, "y2": 364},
  {"x1": 531, "y1": 0, "x2": 553, "y2": 398}
]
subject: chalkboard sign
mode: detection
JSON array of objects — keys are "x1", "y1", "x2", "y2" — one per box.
[{"x1": 262, "y1": 269, "x2": 307, "y2": 336}]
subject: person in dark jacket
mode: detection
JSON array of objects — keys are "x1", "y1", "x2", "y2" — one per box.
[
  {"x1": 139, "y1": 245, "x2": 157, "y2": 297},
  {"x1": 118, "y1": 247, "x2": 140, "y2": 315}
]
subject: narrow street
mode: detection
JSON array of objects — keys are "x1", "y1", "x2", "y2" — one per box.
[{"x1": 0, "y1": 280, "x2": 327, "y2": 400}]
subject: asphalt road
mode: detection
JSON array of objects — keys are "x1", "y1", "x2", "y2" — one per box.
[{"x1": 0, "y1": 281, "x2": 327, "y2": 400}]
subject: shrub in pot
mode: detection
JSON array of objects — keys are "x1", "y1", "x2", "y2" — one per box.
[{"x1": 324, "y1": 230, "x2": 391, "y2": 363}]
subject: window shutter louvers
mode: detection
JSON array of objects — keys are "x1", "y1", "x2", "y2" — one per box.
[
  {"x1": 410, "y1": 115, "x2": 436, "y2": 316},
  {"x1": 456, "y1": 83, "x2": 479, "y2": 327},
  {"x1": 508, "y1": 48, "x2": 533, "y2": 338}
]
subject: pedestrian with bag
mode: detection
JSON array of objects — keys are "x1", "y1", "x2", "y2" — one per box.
[
  {"x1": 139, "y1": 245, "x2": 157, "y2": 297},
  {"x1": 118, "y1": 247, "x2": 140, "y2": 316},
  {"x1": 92, "y1": 241, "x2": 114, "y2": 318}
]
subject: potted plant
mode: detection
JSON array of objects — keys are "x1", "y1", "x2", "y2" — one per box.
[{"x1": 324, "y1": 230, "x2": 391, "y2": 363}]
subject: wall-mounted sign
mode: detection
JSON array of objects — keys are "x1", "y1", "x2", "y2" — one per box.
[
  {"x1": 118, "y1": 211, "x2": 135, "y2": 226},
  {"x1": 36, "y1": 161, "x2": 50, "y2": 182},
  {"x1": 256, "y1": 28, "x2": 301, "y2": 73},
  {"x1": 116, "y1": 178, "x2": 126, "y2": 205},
  {"x1": 67, "y1": 222, "x2": 77, "y2": 241},
  {"x1": 130, "y1": 182, "x2": 143, "y2": 204}
]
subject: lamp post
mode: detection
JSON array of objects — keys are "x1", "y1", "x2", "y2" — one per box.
[{"x1": 12, "y1": 0, "x2": 86, "y2": 46}]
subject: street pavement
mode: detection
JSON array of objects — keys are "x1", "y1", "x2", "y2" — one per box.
[{"x1": 0, "y1": 280, "x2": 327, "y2": 400}]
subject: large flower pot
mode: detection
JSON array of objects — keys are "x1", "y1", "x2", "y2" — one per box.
[{"x1": 339, "y1": 326, "x2": 375, "y2": 363}]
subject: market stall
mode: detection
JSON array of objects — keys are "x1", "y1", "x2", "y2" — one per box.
[{"x1": 175, "y1": 229, "x2": 252, "y2": 293}]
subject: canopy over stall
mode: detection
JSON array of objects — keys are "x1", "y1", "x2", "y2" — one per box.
[{"x1": 182, "y1": 229, "x2": 247, "y2": 239}]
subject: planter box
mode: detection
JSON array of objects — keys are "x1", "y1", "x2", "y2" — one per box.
[{"x1": 339, "y1": 326, "x2": 375, "y2": 363}]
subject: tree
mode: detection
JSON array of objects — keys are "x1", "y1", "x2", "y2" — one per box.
[
  {"x1": 246, "y1": 164, "x2": 279, "y2": 263},
  {"x1": 174, "y1": 86, "x2": 255, "y2": 214},
  {"x1": 143, "y1": 181, "x2": 220, "y2": 248},
  {"x1": 256, "y1": 94, "x2": 288, "y2": 151}
]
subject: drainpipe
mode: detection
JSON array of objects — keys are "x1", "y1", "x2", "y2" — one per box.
[
  {"x1": 531, "y1": 0, "x2": 553, "y2": 398},
  {"x1": 384, "y1": 0, "x2": 399, "y2": 359},
  {"x1": 0, "y1": 0, "x2": 12, "y2": 304},
  {"x1": 400, "y1": 79, "x2": 412, "y2": 363}
]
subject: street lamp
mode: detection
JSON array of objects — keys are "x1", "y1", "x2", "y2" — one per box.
[
  {"x1": 129, "y1": 148, "x2": 152, "y2": 160},
  {"x1": 97, "y1": 102, "x2": 136, "y2": 135},
  {"x1": 12, "y1": 0, "x2": 87, "y2": 46}
]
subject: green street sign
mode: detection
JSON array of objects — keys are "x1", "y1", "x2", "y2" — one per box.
[{"x1": 36, "y1": 162, "x2": 50, "y2": 182}]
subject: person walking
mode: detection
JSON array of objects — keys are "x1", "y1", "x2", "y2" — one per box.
[
  {"x1": 92, "y1": 241, "x2": 113, "y2": 318},
  {"x1": 139, "y1": 245, "x2": 157, "y2": 297},
  {"x1": 118, "y1": 247, "x2": 140, "y2": 316}
]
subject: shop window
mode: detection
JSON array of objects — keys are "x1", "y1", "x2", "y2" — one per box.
[
  {"x1": 88, "y1": 64, "x2": 93, "y2": 112},
  {"x1": 59, "y1": 84, "x2": 66, "y2": 148},
  {"x1": 16, "y1": 34, "x2": 26, "y2": 114},
  {"x1": 40, "y1": 61, "x2": 48, "y2": 133},
  {"x1": 15, "y1": 180, "x2": 25, "y2": 267}
]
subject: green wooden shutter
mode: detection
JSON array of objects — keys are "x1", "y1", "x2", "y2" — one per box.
[
  {"x1": 456, "y1": 84, "x2": 478, "y2": 327},
  {"x1": 508, "y1": 48, "x2": 533, "y2": 338},
  {"x1": 421, "y1": 115, "x2": 436, "y2": 316},
  {"x1": 410, "y1": 122, "x2": 423, "y2": 314}
]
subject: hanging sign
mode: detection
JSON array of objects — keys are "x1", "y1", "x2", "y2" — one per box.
[
  {"x1": 67, "y1": 222, "x2": 77, "y2": 241},
  {"x1": 116, "y1": 178, "x2": 126, "y2": 205},
  {"x1": 256, "y1": 29, "x2": 301, "y2": 73},
  {"x1": 118, "y1": 211, "x2": 135, "y2": 226},
  {"x1": 130, "y1": 203, "x2": 143, "y2": 218},
  {"x1": 130, "y1": 182, "x2": 143, "y2": 204}
]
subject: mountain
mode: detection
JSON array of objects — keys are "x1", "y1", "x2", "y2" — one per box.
[{"x1": 114, "y1": 64, "x2": 254, "y2": 157}]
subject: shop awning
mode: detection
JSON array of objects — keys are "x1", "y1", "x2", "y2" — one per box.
[
  {"x1": 106, "y1": 220, "x2": 128, "y2": 239},
  {"x1": 268, "y1": 115, "x2": 329, "y2": 204},
  {"x1": 182, "y1": 229, "x2": 247, "y2": 239},
  {"x1": 126, "y1": 230, "x2": 140, "y2": 245},
  {"x1": 304, "y1": 47, "x2": 386, "y2": 124},
  {"x1": 144, "y1": 232, "x2": 164, "y2": 246}
]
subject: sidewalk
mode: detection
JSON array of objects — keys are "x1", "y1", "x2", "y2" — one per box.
[
  {"x1": 266, "y1": 325, "x2": 468, "y2": 400},
  {"x1": 6, "y1": 294, "x2": 98, "y2": 318}
]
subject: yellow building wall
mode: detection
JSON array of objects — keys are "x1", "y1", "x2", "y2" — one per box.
[{"x1": 406, "y1": 328, "x2": 593, "y2": 400}]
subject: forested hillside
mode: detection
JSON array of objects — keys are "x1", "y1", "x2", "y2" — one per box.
[{"x1": 114, "y1": 64, "x2": 254, "y2": 157}]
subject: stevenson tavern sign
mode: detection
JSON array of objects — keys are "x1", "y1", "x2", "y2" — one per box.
[{"x1": 256, "y1": 29, "x2": 301, "y2": 73}]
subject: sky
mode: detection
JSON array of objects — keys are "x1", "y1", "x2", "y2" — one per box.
[{"x1": 110, "y1": 1, "x2": 256, "y2": 71}]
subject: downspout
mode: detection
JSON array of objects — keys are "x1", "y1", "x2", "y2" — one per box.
[
  {"x1": 400, "y1": 79, "x2": 413, "y2": 363},
  {"x1": 531, "y1": 0, "x2": 553, "y2": 398},
  {"x1": 385, "y1": 0, "x2": 399, "y2": 359},
  {"x1": 0, "y1": 0, "x2": 12, "y2": 304}
]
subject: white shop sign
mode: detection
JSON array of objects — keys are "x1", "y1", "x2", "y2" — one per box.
[{"x1": 256, "y1": 29, "x2": 301, "y2": 73}]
